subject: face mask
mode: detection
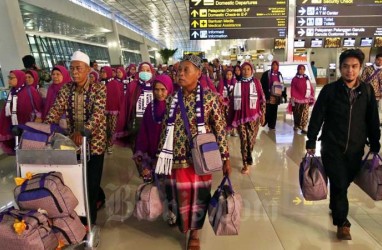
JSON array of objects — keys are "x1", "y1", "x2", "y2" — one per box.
[
  {"x1": 158, "y1": 70, "x2": 163, "y2": 74},
  {"x1": 139, "y1": 71, "x2": 152, "y2": 81}
]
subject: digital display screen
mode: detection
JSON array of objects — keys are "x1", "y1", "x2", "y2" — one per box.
[
  {"x1": 310, "y1": 38, "x2": 323, "y2": 48},
  {"x1": 294, "y1": 39, "x2": 305, "y2": 48},
  {"x1": 360, "y1": 37, "x2": 372, "y2": 47},
  {"x1": 274, "y1": 38, "x2": 286, "y2": 49},
  {"x1": 343, "y1": 38, "x2": 355, "y2": 47},
  {"x1": 375, "y1": 37, "x2": 382, "y2": 47},
  {"x1": 324, "y1": 37, "x2": 341, "y2": 48}
]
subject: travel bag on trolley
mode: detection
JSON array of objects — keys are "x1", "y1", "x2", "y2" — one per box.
[
  {"x1": 13, "y1": 125, "x2": 100, "y2": 249},
  {"x1": 0, "y1": 207, "x2": 58, "y2": 250}
]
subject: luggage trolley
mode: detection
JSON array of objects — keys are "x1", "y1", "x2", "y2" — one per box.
[{"x1": 14, "y1": 129, "x2": 100, "y2": 249}]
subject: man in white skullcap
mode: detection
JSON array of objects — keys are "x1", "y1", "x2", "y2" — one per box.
[{"x1": 45, "y1": 50, "x2": 107, "y2": 225}]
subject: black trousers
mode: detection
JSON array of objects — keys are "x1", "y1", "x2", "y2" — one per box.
[
  {"x1": 84, "y1": 154, "x2": 105, "y2": 225},
  {"x1": 321, "y1": 146, "x2": 363, "y2": 226},
  {"x1": 265, "y1": 103, "x2": 278, "y2": 129}
]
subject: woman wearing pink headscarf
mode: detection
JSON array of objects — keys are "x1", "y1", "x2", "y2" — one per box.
[
  {"x1": 125, "y1": 63, "x2": 137, "y2": 83},
  {"x1": 89, "y1": 70, "x2": 99, "y2": 84},
  {"x1": 217, "y1": 68, "x2": 236, "y2": 130},
  {"x1": 231, "y1": 62, "x2": 265, "y2": 174},
  {"x1": 260, "y1": 60, "x2": 284, "y2": 130},
  {"x1": 0, "y1": 70, "x2": 42, "y2": 154},
  {"x1": 25, "y1": 70, "x2": 39, "y2": 89},
  {"x1": 116, "y1": 62, "x2": 156, "y2": 148},
  {"x1": 116, "y1": 66, "x2": 129, "y2": 96},
  {"x1": 100, "y1": 66, "x2": 124, "y2": 154},
  {"x1": 42, "y1": 66, "x2": 71, "y2": 120},
  {"x1": 290, "y1": 64, "x2": 315, "y2": 134}
]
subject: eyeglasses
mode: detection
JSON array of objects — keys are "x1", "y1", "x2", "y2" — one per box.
[{"x1": 7, "y1": 76, "x2": 16, "y2": 80}]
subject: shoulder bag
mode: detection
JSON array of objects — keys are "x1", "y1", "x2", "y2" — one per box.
[{"x1": 178, "y1": 90, "x2": 223, "y2": 175}]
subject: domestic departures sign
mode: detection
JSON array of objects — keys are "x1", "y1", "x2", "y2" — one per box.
[{"x1": 189, "y1": 0, "x2": 288, "y2": 40}]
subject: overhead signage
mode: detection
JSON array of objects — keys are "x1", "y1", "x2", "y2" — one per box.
[
  {"x1": 295, "y1": 2, "x2": 382, "y2": 39},
  {"x1": 297, "y1": 0, "x2": 382, "y2": 4},
  {"x1": 190, "y1": 0, "x2": 288, "y2": 40}
]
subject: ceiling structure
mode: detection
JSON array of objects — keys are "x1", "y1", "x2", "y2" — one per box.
[{"x1": 18, "y1": 0, "x2": 251, "y2": 60}]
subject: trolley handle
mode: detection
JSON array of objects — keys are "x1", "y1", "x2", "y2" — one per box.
[
  {"x1": 80, "y1": 129, "x2": 91, "y2": 139},
  {"x1": 12, "y1": 126, "x2": 23, "y2": 137}
]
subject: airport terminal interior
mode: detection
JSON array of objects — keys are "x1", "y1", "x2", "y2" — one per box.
[{"x1": 1, "y1": 0, "x2": 382, "y2": 249}]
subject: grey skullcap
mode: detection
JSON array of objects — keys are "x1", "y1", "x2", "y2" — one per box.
[{"x1": 182, "y1": 54, "x2": 202, "y2": 70}]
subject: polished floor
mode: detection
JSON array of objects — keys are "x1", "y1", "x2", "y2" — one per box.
[{"x1": 1, "y1": 104, "x2": 382, "y2": 250}]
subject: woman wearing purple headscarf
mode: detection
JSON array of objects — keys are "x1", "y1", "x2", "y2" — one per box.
[
  {"x1": 0, "y1": 70, "x2": 42, "y2": 154},
  {"x1": 115, "y1": 62, "x2": 156, "y2": 148},
  {"x1": 42, "y1": 66, "x2": 71, "y2": 120},
  {"x1": 133, "y1": 74, "x2": 174, "y2": 182},
  {"x1": 100, "y1": 66, "x2": 124, "y2": 154},
  {"x1": 231, "y1": 62, "x2": 265, "y2": 174},
  {"x1": 290, "y1": 64, "x2": 315, "y2": 134}
]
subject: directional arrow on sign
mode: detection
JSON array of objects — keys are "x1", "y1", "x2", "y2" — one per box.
[
  {"x1": 191, "y1": 31, "x2": 199, "y2": 39},
  {"x1": 298, "y1": 7, "x2": 306, "y2": 16},
  {"x1": 191, "y1": 9, "x2": 198, "y2": 18},
  {"x1": 298, "y1": 28, "x2": 305, "y2": 37},
  {"x1": 293, "y1": 197, "x2": 302, "y2": 205},
  {"x1": 191, "y1": 0, "x2": 202, "y2": 6},
  {"x1": 191, "y1": 20, "x2": 199, "y2": 28},
  {"x1": 298, "y1": 18, "x2": 306, "y2": 26}
]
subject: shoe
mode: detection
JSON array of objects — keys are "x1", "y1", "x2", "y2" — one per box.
[
  {"x1": 247, "y1": 156, "x2": 253, "y2": 165},
  {"x1": 241, "y1": 165, "x2": 250, "y2": 174},
  {"x1": 293, "y1": 126, "x2": 298, "y2": 131},
  {"x1": 107, "y1": 147, "x2": 113, "y2": 154},
  {"x1": 300, "y1": 130, "x2": 308, "y2": 134},
  {"x1": 96, "y1": 200, "x2": 105, "y2": 210},
  {"x1": 187, "y1": 238, "x2": 200, "y2": 250},
  {"x1": 167, "y1": 211, "x2": 177, "y2": 227},
  {"x1": 337, "y1": 222, "x2": 352, "y2": 240}
]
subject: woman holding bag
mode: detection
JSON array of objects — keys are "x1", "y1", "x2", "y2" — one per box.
[
  {"x1": 290, "y1": 64, "x2": 315, "y2": 134},
  {"x1": 156, "y1": 55, "x2": 231, "y2": 250}
]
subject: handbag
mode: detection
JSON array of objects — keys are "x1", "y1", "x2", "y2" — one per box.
[
  {"x1": 178, "y1": 90, "x2": 223, "y2": 175},
  {"x1": 299, "y1": 154, "x2": 328, "y2": 201},
  {"x1": 208, "y1": 176, "x2": 242, "y2": 236},
  {"x1": 133, "y1": 175, "x2": 163, "y2": 221},
  {"x1": 271, "y1": 81, "x2": 283, "y2": 97},
  {"x1": 354, "y1": 152, "x2": 382, "y2": 201}
]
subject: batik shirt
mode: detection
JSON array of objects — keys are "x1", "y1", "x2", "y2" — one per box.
[
  {"x1": 45, "y1": 80, "x2": 107, "y2": 155},
  {"x1": 158, "y1": 88, "x2": 230, "y2": 169},
  {"x1": 361, "y1": 65, "x2": 382, "y2": 100}
]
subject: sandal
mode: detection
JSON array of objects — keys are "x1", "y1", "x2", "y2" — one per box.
[
  {"x1": 187, "y1": 238, "x2": 200, "y2": 250},
  {"x1": 241, "y1": 165, "x2": 249, "y2": 174},
  {"x1": 166, "y1": 211, "x2": 177, "y2": 227}
]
